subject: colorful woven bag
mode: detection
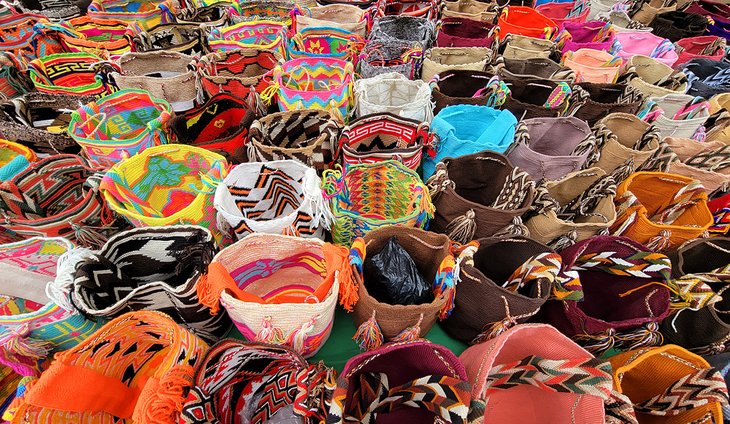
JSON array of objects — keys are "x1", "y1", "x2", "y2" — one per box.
[
  {"x1": 323, "y1": 160, "x2": 434, "y2": 245},
  {"x1": 171, "y1": 2, "x2": 231, "y2": 30},
  {"x1": 100, "y1": 144, "x2": 230, "y2": 245},
  {"x1": 4, "y1": 311, "x2": 207, "y2": 424},
  {"x1": 611, "y1": 172, "x2": 713, "y2": 251},
  {"x1": 293, "y1": 3, "x2": 369, "y2": 37},
  {"x1": 562, "y1": 48, "x2": 622, "y2": 84},
  {"x1": 198, "y1": 233, "x2": 350, "y2": 357},
  {"x1": 68, "y1": 89, "x2": 173, "y2": 169},
  {"x1": 353, "y1": 71, "x2": 433, "y2": 122},
  {"x1": 229, "y1": 0, "x2": 295, "y2": 24},
  {"x1": 246, "y1": 109, "x2": 341, "y2": 172},
  {"x1": 287, "y1": 26, "x2": 364, "y2": 62},
  {"x1": 207, "y1": 20, "x2": 287, "y2": 56},
  {"x1": 128, "y1": 22, "x2": 210, "y2": 54},
  {"x1": 589, "y1": 112, "x2": 662, "y2": 174},
  {"x1": 612, "y1": 31, "x2": 679, "y2": 67},
  {"x1": 497, "y1": 6, "x2": 558, "y2": 39},
  {"x1": 0, "y1": 139, "x2": 36, "y2": 181},
  {"x1": 0, "y1": 155, "x2": 123, "y2": 247},
  {"x1": 536, "y1": 0, "x2": 590, "y2": 27},
  {"x1": 168, "y1": 91, "x2": 259, "y2": 164},
  {"x1": 262, "y1": 57, "x2": 354, "y2": 121},
  {"x1": 558, "y1": 20, "x2": 616, "y2": 53},
  {"x1": 338, "y1": 113, "x2": 429, "y2": 171},
  {"x1": 0, "y1": 53, "x2": 33, "y2": 101},
  {"x1": 359, "y1": 38, "x2": 425, "y2": 79},
  {"x1": 328, "y1": 339, "x2": 472, "y2": 423},
  {"x1": 345, "y1": 226, "x2": 456, "y2": 349},
  {"x1": 0, "y1": 237, "x2": 101, "y2": 383},
  {"x1": 180, "y1": 340, "x2": 335, "y2": 424},
  {"x1": 47, "y1": 226, "x2": 232, "y2": 343},
  {"x1": 198, "y1": 48, "x2": 282, "y2": 97},
  {"x1": 58, "y1": 16, "x2": 133, "y2": 57},
  {"x1": 87, "y1": 0, "x2": 170, "y2": 30},
  {"x1": 0, "y1": 13, "x2": 66, "y2": 62},
  {"x1": 214, "y1": 160, "x2": 333, "y2": 240},
  {"x1": 28, "y1": 52, "x2": 108, "y2": 97}
]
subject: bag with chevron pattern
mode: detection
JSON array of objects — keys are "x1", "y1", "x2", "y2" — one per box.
[
  {"x1": 323, "y1": 160, "x2": 434, "y2": 246},
  {"x1": 287, "y1": 26, "x2": 365, "y2": 63},
  {"x1": 214, "y1": 160, "x2": 333, "y2": 240},
  {"x1": 197, "y1": 233, "x2": 350, "y2": 357},
  {"x1": 261, "y1": 57, "x2": 354, "y2": 121},
  {"x1": 328, "y1": 339, "x2": 473, "y2": 423},
  {"x1": 207, "y1": 20, "x2": 288, "y2": 57},
  {"x1": 198, "y1": 48, "x2": 283, "y2": 98}
]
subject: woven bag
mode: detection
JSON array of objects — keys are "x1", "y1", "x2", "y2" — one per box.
[
  {"x1": 494, "y1": 57, "x2": 575, "y2": 84},
  {"x1": 421, "y1": 47, "x2": 491, "y2": 82},
  {"x1": 538, "y1": 235, "x2": 672, "y2": 356},
  {"x1": 611, "y1": 172, "x2": 712, "y2": 252},
  {"x1": 346, "y1": 226, "x2": 455, "y2": 346},
  {"x1": 613, "y1": 31, "x2": 679, "y2": 67},
  {"x1": 443, "y1": 237, "x2": 563, "y2": 344},
  {"x1": 329, "y1": 339, "x2": 472, "y2": 423},
  {"x1": 359, "y1": 39, "x2": 425, "y2": 79},
  {"x1": 427, "y1": 150, "x2": 536, "y2": 244},
  {"x1": 181, "y1": 340, "x2": 335, "y2": 424},
  {"x1": 293, "y1": 3, "x2": 369, "y2": 37},
  {"x1": 435, "y1": 17, "x2": 496, "y2": 48},
  {"x1": 497, "y1": 6, "x2": 558, "y2": 39},
  {"x1": 572, "y1": 82, "x2": 644, "y2": 126},
  {"x1": 682, "y1": 59, "x2": 730, "y2": 99},
  {"x1": 246, "y1": 109, "x2": 340, "y2": 172},
  {"x1": 650, "y1": 11, "x2": 709, "y2": 42},
  {"x1": 28, "y1": 52, "x2": 108, "y2": 97},
  {"x1": 198, "y1": 233, "x2": 350, "y2": 357},
  {"x1": 558, "y1": 20, "x2": 615, "y2": 53},
  {"x1": 502, "y1": 78, "x2": 577, "y2": 119},
  {"x1": 168, "y1": 91, "x2": 259, "y2": 164},
  {"x1": 262, "y1": 57, "x2": 354, "y2": 121},
  {"x1": 47, "y1": 226, "x2": 231, "y2": 343},
  {"x1": 287, "y1": 26, "x2": 365, "y2": 62},
  {"x1": 369, "y1": 15, "x2": 435, "y2": 47},
  {"x1": 68, "y1": 89, "x2": 173, "y2": 169},
  {"x1": 338, "y1": 113, "x2": 429, "y2": 171},
  {"x1": 171, "y1": 3, "x2": 231, "y2": 30},
  {"x1": 5, "y1": 311, "x2": 207, "y2": 423},
  {"x1": 0, "y1": 13, "x2": 66, "y2": 62},
  {"x1": 0, "y1": 139, "x2": 36, "y2": 181},
  {"x1": 646, "y1": 93, "x2": 710, "y2": 140},
  {"x1": 0, "y1": 92, "x2": 94, "y2": 155},
  {"x1": 590, "y1": 112, "x2": 662, "y2": 174},
  {"x1": 108, "y1": 51, "x2": 197, "y2": 112},
  {"x1": 198, "y1": 48, "x2": 282, "y2": 97},
  {"x1": 623, "y1": 55, "x2": 688, "y2": 98},
  {"x1": 499, "y1": 33, "x2": 557, "y2": 60},
  {"x1": 229, "y1": 0, "x2": 296, "y2": 24},
  {"x1": 100, "y1": 144, "x2": 230, "y2": 245},
  {"x1": 0, "y1": 53, "x2": 33, "y2": 101},
  {"x1": 443, "y1": 0, "x2": 499, "y2": 21},
  {"x1": 354, "y1": 72, "x2": 433, "y2": 121},
  {"x1": 377, "y1": 0, "x2": 440, "y2": 21},
  {"x1": 58, "y1": 16, "x2": 132, "y2": 57},
  {"x1": 562, "y1": 48, "x2": 622, "y2": 84},
  {"x1": 128, "y1": 22, "x2": 210, "y2": 55},
  {"x1": 207, "y1": 20, "x2": 287, "y2": 57},
  {"x1": 214, "y1": 160, "x2": 333, "y2": 240},
  {"x1": 674, "y1": 36, "x2": 727, "y2": 67},
  {"x1": 87, "y1": 0, "x2": 170, "y2": 30},
  {"x1": 0, "y1": 237, "x2": 102, "y2": 381},
  {"x1": 324, "y1": 160, "x2": 434, "y2": 245},
  {"x1": 663, "y1": 136, "x2": 730, "y2": 194},
  {"x1": 526, "y1": 166, "x2": 619, "y2": 250},
  {"x1": 535, "y1": 0, "x2": 590, "y2": 27},
  {"x1": 0, "y1": 155, "x2": 124, "y2": 247}
]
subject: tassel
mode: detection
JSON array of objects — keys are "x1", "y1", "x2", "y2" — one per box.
[
  {"x1": 446, "y1": 209, "x2": 477, "y2": 244},
  {"x1": 573, "y1": 329, "x2": 617, "y2": 356},
  {"x1": 302, "y1": 169, "x2": 334, "y2": 231},
  {"x1": 618, "y1": 322, "x2": 663, "y2": 350},
  {"x1": 645, "y1": 229, "x2": 672, "y2": 252},
  {"x1": 353, "y1": 311, "x2": 383, "y2": 351},
  {"x1": 70, "y1": 222, "x2": 108, "y2": 250},
  {"x1": 259, "y1": 82, "x2": 279, "y2": 105},
  {"x1": 289, "y1": 317, "x2": 317, "y2": 354},
  {"x1": 195, "y1": 273, "x2": 221, "y2": 315},
  {"x1": 256, "y1": 316, "x2": 285, "y2": 344},
  {"x1": 434, "y1": 256, "x2": 457, "y2": 320},
  {"x1": 391, "y1": 314, "x2": 423, "y2": 342},
  {"x1": 338, "y1": 266, "x2": 359, "y2": 312},
  {"x1": 134, "y1": 364, "x2": 194, "y2": 424},
  {"x1": 0, "y1": 327, "x2": 52, "y2": 377},
  {"x1": 472, "y1": 316, "x2": 519, "y2": 345}
]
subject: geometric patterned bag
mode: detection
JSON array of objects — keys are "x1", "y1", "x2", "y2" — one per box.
[
  {"x1": 198, "y1": 48, "x2": 283, "y2": 97},
  {"x1": 323, "y1": 160, "x2": 434, "y2": 245},
  {"x1": 100, "y1": 144, "x2": 230, "y2": 245},
  {"x1": 47, "y1": 225, "x2": 232, "y2": 343},
  {"x1": 68, "y1": 89, "x2": 173, "y2": 168},
  {"x1": 214, "y1": 160, "x2": 333, "y2": 240},
  {"x1": 27, "y1": 52, "x2": 108, "y2": 97},
  {"x1": 0, "y1": 155, "x2": 123, "y2": 247}
]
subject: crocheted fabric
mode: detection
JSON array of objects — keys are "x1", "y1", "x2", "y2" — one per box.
[
  {"x1": 4, "y1": 311, "x2": 208, "y2": 423},
  {"x1": 0, "y1": 155, "x2": 124, "y2": 247},
  {"x1": 214, "y1": 160, "x2": 332, "y2": 240},
  {"x1": 100, "y1": 145, "x2": 230, "y2": 245},
  {"x1": 288, "y1": 26, "x2": 364, "y2": 62},
  {"x1": 323, "y1": 160, "x2": 434, "y2": 245},
  {"x1": 181, "y1": 340, "x2": 335, "y2": 424},
  {"x1": 58, "y1": 16, "x2": 133, "y2": 57},
  {"x1": 0, "y1": 53, "x2": 33, "y2": 101},
  {"x1": 198, "y1": 234, "x2": 350, "y2": 357},
  {"x1": 69, "y1": 89, "x2": 173, "y2": 169},
  {"x1": 230, "y1": 0, "x2": 294, "y2": 23},
  {"x1": 0, "y1": 139, "x2": 36, "y2": 181},
  {"x1": 87, "y1": 0, "x2": 169, "y2": 30},
  {"x1": 207, "y1": 20, "x2": 287, "y2": 56},
  {"x1": 50, "y1": 226, "x2": 232, "y2": 343},
  {"x1": 199, "y1": 48, "x2": 282, "y2": 97},
  {"x1": 128, "y1": 22, "x2": 210, "y2": 55},
  {"x1": 28, "y1": 52, "x2": 108, "y2": 96},
  {"x1": 0, "y1": 14, "x2": 67, "y2": 62}
]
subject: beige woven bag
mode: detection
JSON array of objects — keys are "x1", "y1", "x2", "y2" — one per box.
[
  {"x1": 294, "y1": 4, "x2": 368, "y2": 36},
  {"x1": 421, "y1": 47, "x2": 491, "y2": 81},
  {"x1": 624, "y1": 55, "x2": 688, "y2": 98}
]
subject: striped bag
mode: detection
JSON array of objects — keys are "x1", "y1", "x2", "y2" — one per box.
[
  {"x1": 323, "y1": 160, "x2": 434, "y2": 245},
  {"x1": 207, "y1": 20, "x2": 288, "y2": 57},
  {"x1": 57, "y1": 16, "x2": 133, "y2": 57},
  {"x1": 261, "y1": 57, "x2": 355, "y2": 121},
  {"x1": 197, "y1": 233, "x2": 351, "y2": 357},
  {"x1": 214, "y1": 160, "x2": 332, "y2": 240},
  {"x1": 246, "y1": 109, "x2": 341, "y2": 172},
  {"x1": 87, "y1": 0, "x2": 171, "y2": 30},
  {"x1": 28, "y1": 52, "x2": 108, "y2": 97},
  {"x1": 198, "y1": 48, "x2": 283, "y2": 97},
  {"x1": 100, "y1": 144, "x2": 231, "y2": 245},
  {"x1": 0, "y1": 139, "x2": 37, "y2": 181},
  {"x1": 68, "y1": 89, "x2": 173, "y2": 169},
  {"x1": 0, "y1": 155, "x2": 124, "y2": 247}
]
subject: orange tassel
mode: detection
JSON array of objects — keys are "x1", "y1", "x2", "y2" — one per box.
[
  {"x1": 353, "y1": 311, "x2": 383, "y2": 351},
  {"x1": 338, "y1": 264, "x2": 359, "y2": 312},
  {"x1": 391, "y1": 314, "x2": 423, "y2": 342}
]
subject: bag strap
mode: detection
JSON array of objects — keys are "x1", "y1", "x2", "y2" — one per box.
[{"x1": 633, "y1": 368, "x2": 729, "y2": 417}]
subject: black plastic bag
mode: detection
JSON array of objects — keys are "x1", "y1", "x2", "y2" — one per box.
[{"x1": 363, "y1": 236, "x2": 433, "y2": 305}]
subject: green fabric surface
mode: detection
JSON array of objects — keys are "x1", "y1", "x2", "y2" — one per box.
[{"x1": 226, "y1": 306, "x2": 468, "y2": 372}]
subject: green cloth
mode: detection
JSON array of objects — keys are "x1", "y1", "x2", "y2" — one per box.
[{"x1": 226, "y1": 306, "x2": 468, "y2": 372}]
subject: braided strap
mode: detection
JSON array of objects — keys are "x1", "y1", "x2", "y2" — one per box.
[{"x1": 633, "y1": 368, "x2": 729, "y2": 416}]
